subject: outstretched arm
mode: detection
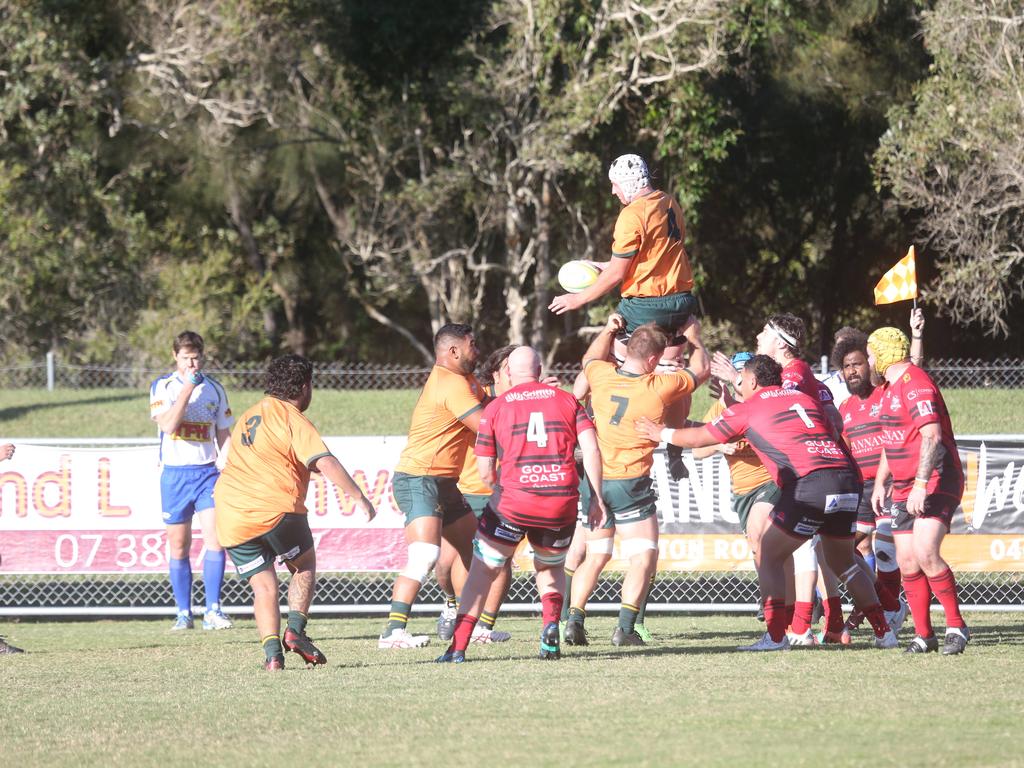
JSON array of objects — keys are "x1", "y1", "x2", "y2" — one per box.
[{"x1": 315, "y1": 455, "x2": 376, "y2": 521}]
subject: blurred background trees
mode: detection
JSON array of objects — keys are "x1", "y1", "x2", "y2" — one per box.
[{"x1": 0, "y1": 0, "x2": 1019, "y2": 366}]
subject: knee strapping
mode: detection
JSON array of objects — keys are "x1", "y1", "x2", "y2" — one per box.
[
  {"x1": 473, "y1": 537, "x2": 508, "y2": 569},
  {"x1": 587, "y1": 537, "x2": 615, "y2": 555},
  {"x1": 792, "y1": 539, "x2": 818, "y2": 573},
  {"x1": 534, "y1": 550, "x2": 567, "y2": 567},
  {"x1": 620, "y1": 538, "x2": 658, "y2": 559},
  {"x1": 400, "y1": 541, "x2": 440, "y2": 583},
  {"x1": 873, "y1": 537, "x2": 899, "y2": 572}
]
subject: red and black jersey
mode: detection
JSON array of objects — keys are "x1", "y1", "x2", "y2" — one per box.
[
  {"x1": 704, "y1": 385, "x2": 858, "y2": 487},
  {"x1": 877, "y1": 365, "x2": 963, "y2": 502},
  {"x1": 476, "y1": 381, "x2": 595, "y2": 528},
  {"x1": 839, "y1": 386, "x2": 885, "y2": 481},
  {"x1": 782, "y1": 358, "x2": 835, "y2": 407}
]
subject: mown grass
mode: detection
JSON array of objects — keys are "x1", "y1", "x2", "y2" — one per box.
[
  {"x1": 1, "y1": 613, "x2": 1022, "y2": 768},
  {"x1": 0, "y1": 386, "x2": 1019, "y2": 438}
]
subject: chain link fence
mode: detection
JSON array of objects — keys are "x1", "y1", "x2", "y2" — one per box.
[
  {"x1": 1, "y1": 358, "x2": 1022, "y2": 390},
  {"x1": 1, "y1": 571, "x2": 1020, "y2": 617}
]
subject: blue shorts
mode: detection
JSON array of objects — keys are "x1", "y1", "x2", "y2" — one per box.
[{"x1": 161, "y1": 464, "x2": 219, "y2": 524}]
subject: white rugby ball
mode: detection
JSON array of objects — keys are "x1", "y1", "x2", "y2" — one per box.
[{"x1": 558, "y1": 260, "x2": 600, "y2": 293}]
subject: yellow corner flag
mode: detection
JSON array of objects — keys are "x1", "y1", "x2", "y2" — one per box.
[{"x1": 874, "y1": 245, "x2": 918, "y2": 305}]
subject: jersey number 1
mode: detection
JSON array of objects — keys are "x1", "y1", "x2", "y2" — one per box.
[
  {"x1": 526, "y1": 412, "x2": 548, "y2": 447},
  {"x1": 788, "y1": 403, "x2": 814, "y2": 429}
]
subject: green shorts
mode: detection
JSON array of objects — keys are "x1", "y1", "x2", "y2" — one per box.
[
  {"x1": 226, "y1": 513, "x2": 314, "y2": 578},
  {"x1": 585, "y1": 476, "x2": 659, "y2": 530},
  {"x1": 732, "y1": 480, "x2": 781, "y2": 533},
  {"x1": 392, "y1": 472, "x2": 473, "y2": 525},
  {"x1": 464, "y1": 493, "x2": 490, "y2": 519},
  {"x1": 616, "y1": 291, "x2": 700, "y2": 338}
]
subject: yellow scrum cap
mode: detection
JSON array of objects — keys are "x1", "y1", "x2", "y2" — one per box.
[{"x1": 867, "y1": 327, "x2": 910, "y2": 375}]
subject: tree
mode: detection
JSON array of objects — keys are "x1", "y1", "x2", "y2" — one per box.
[{"x1": 875, "y1": 1, "x2": 1023, "y2": 338}]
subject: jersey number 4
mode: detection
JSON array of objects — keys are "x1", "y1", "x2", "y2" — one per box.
[{"x1": 526, "y1": 412, "x2": 548, "y2": 447}]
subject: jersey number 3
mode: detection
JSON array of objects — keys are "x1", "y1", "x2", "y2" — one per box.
[{"x1": 241, "y1": 415, "x2": 262, "y2": 447}]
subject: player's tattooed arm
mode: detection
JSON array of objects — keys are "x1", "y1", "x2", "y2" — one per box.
[{"x1": 914, "y1": 423, "x2": 943, "y2": 483}]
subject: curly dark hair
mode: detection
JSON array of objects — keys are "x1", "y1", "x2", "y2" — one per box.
[
  {"x1": 265, "y1": 354, "x2": 313, "y2": 400},
  {"x1": 477, "y1": 344, "x2": 518, "y2": 385},
  {"x1": 766, "y1": 313, "x2": 805, "y2": 354},
  {"x1": 830, "y1": 329, "x2": 868, "y2": 371},
  {"x1": 745, "y1": 354, "x2": 783, "y2": 387}
]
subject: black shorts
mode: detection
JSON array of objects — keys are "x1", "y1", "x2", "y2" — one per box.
[
  {"x1": 771, "y1": 469, "x2": 861, "y2": 540},
  {"x1": 226, "y1": 513, "x2": 315, "y2": 578},
  {"x1": 855, "y1": 479, "x2": 877, "y2": 534},
  {"x1": 477, "y1": 504, "x2": 575, "y2": 551},
  {"x1": 891, "y1": 493, "x2": 959, "y2": 533}
]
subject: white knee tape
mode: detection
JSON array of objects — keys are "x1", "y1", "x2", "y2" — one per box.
[
  {"x1": 400, "y1": 541, "x2": 440, "y2": 583},
  {"x1": 875, "y1": 519, "x2": 894, "y2": 537},
  {"x1": 587, "y1": 537, "x2": 615, "y2": 555},
  {"x1": 473, "y1": 537, "x2": 509, "y2": 569},
  {"x1": 620, "y1": 538, "x2": 658, "y2": 559},
  {"x1": 873, "y1": 537, "x2": 899, "y2": 572},
  {"x1": 792, "y1": 539, "x2": 818, "y2": 573}
]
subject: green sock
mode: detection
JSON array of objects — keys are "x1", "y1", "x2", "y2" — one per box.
[
  {"x1": 384, "y1": 600, "x2": 413, "y2": 635},
  {"x1": 287, "y1": 610, "x2": 307, "y2": 635},
  {"x1": 618, "y1": 603, "x2": 640, "y2": 633},
  {"x1": 561, "y1": 569, "x2": 575, "y2": 621},
  {"x1": 636, "y1": 573, "x2": 655, "y2": 625},
  {"x1": 567, "y1": 606, "x2": 586, "y2": 625},
  {"x1": 262, "y1": 634, "x2": 283, "y2": 662},
  {"x1": 479, "y1": 611, "x2": 497, "y2": 630}
]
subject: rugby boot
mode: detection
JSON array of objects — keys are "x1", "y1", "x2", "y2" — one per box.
[
  {"x1": 884, "y1": 600, "x2": 909, "y2": 636},
  {"x1": 904, "y1": 634, "x2": 939, "y2": 654},
  {"x1": 563, "y1": 621, "x2": 588, "y2": 646},
  {"x1": 611, "y1": 627, "x2": 645, "y2": 647},
  {"x1": 283, "y1": 628, "x2": 327, "y2": 666},
  {"x1": 264, "y1": 655, "x2": 285, "y2": 671},
  {"x1": 437, "y1": 604, "x2": 457, "y2": 641},
  {"x1": 665, "y1": 444, "x2": 689, "y2": 481},
  {"x1": 434, "y1": 648, "x2": 466, "y2": 663},
  {"x1": 538, "y1": 621, "x2": 561, "y2": 660},
  {"x1": 171, "y1": 612, "x2": 194, "y2": 631},
  {"x1": 470, "y1": 625, "x2": 511, "y2": 644},
  {"x1": 202, "y1": 608, "x2": 233, "y2": 630},
  {"x1": 873, "y1": 628, "x2": 899, "y2": 649},
  {"x1": 941, "y1": 626, "x2": 970, "y2": 656},
  {"x1": 0, "y1": 636, "x2": 24, "y2": 654},
  {"x1": 787, "y1": 628, "x2": 820, "y2": 648},
  {"x1": 634, "y1": 623, "x2": 654, "y2": 643},
  {"x1": 738, "y1": 632, "x2": 791, "y2": 652},
  {"x1": 817, "y1": 629, "x2": 851, "y2": 646},
  {"x1": 378, "y1": 628, "x2": 430, "y2": 649}
]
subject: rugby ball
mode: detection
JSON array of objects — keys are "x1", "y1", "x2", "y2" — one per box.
[{"x1": 558, "y1": 260, "x2": 600, "y2": 293}]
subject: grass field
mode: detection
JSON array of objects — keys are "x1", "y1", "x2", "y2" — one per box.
[
  {"x1": 2, "y1": 613, "x2": 1023, "y2": 767},
  {"x1": 0, "y1": 386, "x2": 1020, "y2": 438}
]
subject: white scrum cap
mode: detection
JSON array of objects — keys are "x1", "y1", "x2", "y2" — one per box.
[{"x1": 608, "y1": 154, "x2": 650, "y2": 202}]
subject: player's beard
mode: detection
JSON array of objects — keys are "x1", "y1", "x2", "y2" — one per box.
[{"x1": 846, "y1": 374, "x2": 872, "y2": 399}]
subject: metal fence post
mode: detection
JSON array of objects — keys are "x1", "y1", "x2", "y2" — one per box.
[
  {"x1": 820, "y1": 355, "x2": 828, "y2": 375},
  {"x1": 46, "y1": 351, "x2": 55, "y2": 391}
]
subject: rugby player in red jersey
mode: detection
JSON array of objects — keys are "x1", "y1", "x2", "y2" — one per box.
[
  {"x1": 868, "y1": 327, "x2": 968, "y2": 655},
  {"x1": 638, "y1": 355, "x2": 895, "y2": 651},
  {"x1": 436, "y1": 347, "x2": 607, "y2": 663},
  {"x1": 833, "y1": 331, "x2": 907, "y2": 640}
]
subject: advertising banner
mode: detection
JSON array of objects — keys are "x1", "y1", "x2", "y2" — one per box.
[{"x1": 1, "y1": 436, "x2": 1022, "y2": 574}]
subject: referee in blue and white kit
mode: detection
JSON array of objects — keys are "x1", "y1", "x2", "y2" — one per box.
[{"x1": 150, "y1": 331, "x2": 234, "y2": 630}]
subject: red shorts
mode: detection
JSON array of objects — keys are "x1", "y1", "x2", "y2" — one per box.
[
  {"x1": 771, "y1": 468, "x2": 860, "y2": 540},
  {"x1": 477, "y1": 504, "x2": 575, "y2": 551},
  {"x1": 890, "y1": 493, "x2": 959, "y2": 533}
]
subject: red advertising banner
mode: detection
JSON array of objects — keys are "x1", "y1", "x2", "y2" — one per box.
[{"x1": 1, "y1": 436, "x2": 1023, "y2": 573}]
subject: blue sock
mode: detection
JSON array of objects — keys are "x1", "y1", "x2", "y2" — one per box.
[
  {"x1": 203, "y1": 550, "x2": 226, "y2": 612},
  {"x1": 169, "y1": 557, "x2": 193, "y2": 614},
  {"x1": 863, "y1": 552, "x2": 876, "y2": 572}
]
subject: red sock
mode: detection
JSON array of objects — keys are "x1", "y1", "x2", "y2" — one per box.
[
  {"x1": 785, "y1": 603, "x2": 795, "y2": 629},
  {"x1": 873, "y1": 574, "x2": 901, "y2": 612},
  {"x1": 824, "y1": 596, "x2": 845, "y2": 634},
  {"x1": 790, "y1": 601, "x2": 813, "y2": 634},
  {"x1": 540, "y1": 591, "x2": 564, "y2": 627},
  {"x1": 902, "y1": 570, "x2": 933, "y2": 637},
  {"x1": 877, "y1": 568, "x2": 903, "y2": 604},
  {"x1": 926, "y1": 568, "x2": 966, "y2": 629},
  {"x1": 764, "y1": 597, "x2": 788, "y2": 642},
  {"x1": 862, "y1": 603, "x2": 890, "y2": 639},
  {"x1": 451, "y1": 614, "x2": 478, "y2": 653}
]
